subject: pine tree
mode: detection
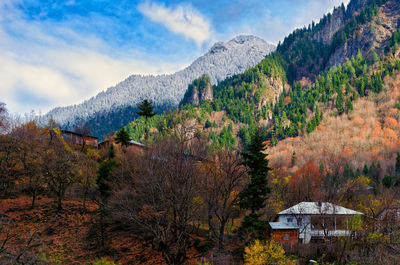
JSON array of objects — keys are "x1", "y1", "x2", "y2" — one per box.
[
  {"x1": 136, "y1": 99, "x2": 156, "y2": 142},
  {"x1": 345, "y1": 97, "x2": 353, "y2": 113},
  {"x1": 336, "y1": 89, "x2": 344, "y2": 114},
  {"x1": 115, "y1": 127, "x2": 131, "y2": 147},
  {"x1": 96, "y1": 145, "x2": 117, "y2": 247},
  {"x1": 396, "y1": 152, "x2": 400, "y2": 174},
  {"x1": 315, "y1": 106, "x2": 320, "y2": 125},
  {"x1": 239, "y1": 129, "x2": 270, "y2": 240},
  {"x1": 363, "y1": 164, "x2": 369, "y2": 175},
  {"x1": 344, "y1": 163, "x2": 354, "y2": 179},
  {"x1": 291, "y1": 151, "x2": 296, "y2": 166},
  {"x1": 395, "y1": 152, "x2": 400, "y2": 184}
]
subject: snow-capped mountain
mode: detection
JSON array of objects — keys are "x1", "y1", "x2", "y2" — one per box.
[{"x1": 43, "y1": 35, "x2": 275, "y2": 138}]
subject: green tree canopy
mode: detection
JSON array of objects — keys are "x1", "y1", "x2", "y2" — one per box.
[
  {"x1": 239, "y1": 129, "x2": 271, "y2": 239},
  {"x1": 136, "y1": 99, "x2": 156, "y2": 142},
  {"x1": 115, "y1": 127, "x2": 131, "y2": 147}
]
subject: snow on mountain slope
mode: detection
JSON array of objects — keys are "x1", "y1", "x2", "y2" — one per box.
[{"x1": 44, "y1": 35, "x2": 275, "y2": 130}]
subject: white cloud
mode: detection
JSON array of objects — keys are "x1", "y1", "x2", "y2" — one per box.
[
  {"x1": 0, "y1": 3, "x2": 189, "y2": 115},
  {"x1": 224, "y1": 0, "x2": 350, "y2": 44},
  {"x1": 0, "y1": 48, "x2": 184, "y2": 114},
  {"x1": 138, "y1": 1, "x2": 212, "y2": 45},
  {"x1": 291, "y1": 0, "x2": 351, "y2": 29}
]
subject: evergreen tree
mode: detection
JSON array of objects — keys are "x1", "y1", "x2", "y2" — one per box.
[
  {"x1": 382, "y1": 175, "x2": 396, "y2": 189},
  {"x1": 319, "y1": 162, "x2": 325, "y2": 175},
  {"x1": 395, "y1": 152, "x2": 400, "y2": 174},
  {"x1": 395, "y1": 152, "x2": 400, "y2": 184},
  {"x1": 96, "y1": 145, "x2": 117, "y2": 248},
  {"x1": 115, "y1": 127, "x2": 131, "y2": 147},
  {"x1": 345, "y1": 97, "x2": 353, "y2": 113},
  {"x1": 344, "y1": 163, "x2": 354, "y2": 179},
  {"x1": 291, "y1": 151, "x2": 296, "y2": 166},
  {"x1": 336, "y1": 89, "x2": 344, "y2": 114},
  {"x1": 239, "y1": 129, "x2": 271, "y2": 240},
  {"x1": 136, "y1": 99, "x2": 156, "y2": 142},
  {"x1": 363, "y1": 164, "x2": 369, "y2": 175}
]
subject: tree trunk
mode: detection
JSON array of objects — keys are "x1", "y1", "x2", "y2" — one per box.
[
  {"x1": 31, "y1": 189, "x2": 37, "y2": 209},
  {"x1": 145, "y1": 118, "x2": 148, "y2": 143},
  {"x1": 82, "y1": 187, "x2": 87, "y2": 211},
  {"x1": 57, "y1": 195, "x2": 63, "y2": 211},
  {"x1": 218, "y1": 222, "x2": 226, "y2": 250},
  {"x1": 208, "y1": 213, "x2": 214, "y2": 240}
]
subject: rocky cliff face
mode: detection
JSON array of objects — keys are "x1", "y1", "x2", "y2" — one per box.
[
  {"x1": 313, "y1": 7, "x2": 346, "y2": 45},
  {"x1": 181, "y1": 74, "x2": 213, "y2": 105},
  {"x1": 327, "y1": 0, "x2": 400, "y2": 69},
  {"x1": 279, "y1": 0, "x2": 399, "y2": 82}
]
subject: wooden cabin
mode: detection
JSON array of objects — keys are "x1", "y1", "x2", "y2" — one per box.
[{"x1": 60, "y1": 129, "x2": 98, "y2": 148}]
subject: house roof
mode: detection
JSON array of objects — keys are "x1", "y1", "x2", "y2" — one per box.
[
  {"x1": 60, "y1": 129, "x2": 98, "y2": 140},
  {"x1": 129, "y1": 140, "x2": 146, "y2": 147},
  {"x1": 278, "y1": 202, "x2": 362, "y2": 215},
  {"x1": 269, "y1": 222, "x2": 298, "y2": 230}
]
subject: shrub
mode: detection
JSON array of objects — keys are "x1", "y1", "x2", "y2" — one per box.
[{"x1": 244, "y1": 240, "x2": 294, "y2": 265}]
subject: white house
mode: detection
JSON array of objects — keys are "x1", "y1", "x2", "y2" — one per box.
[{"x1": 269, "y1": 202, "x2": 363, "y2": 244}]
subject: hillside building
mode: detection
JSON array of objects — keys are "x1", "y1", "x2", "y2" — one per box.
[{"x1": 269, "y1": 202, "x2": 362, "y2": 244}]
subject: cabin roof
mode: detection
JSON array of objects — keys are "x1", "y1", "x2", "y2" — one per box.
[
  {"x1": 60, "y1": 129, "x2": 98, "y2": 140},
  {"x1": 278, "y1": 202, "x2": 362, "y2": 215},
  {"x1": 269, "y1": 222, "x2": 299, "y2": 230},
  {"x1": 129, "y1": 140, "x2": 146, "y2": 147}
]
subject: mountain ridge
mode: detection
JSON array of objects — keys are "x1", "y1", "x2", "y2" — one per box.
[{"x1": 43, "y1": 35, "x2": 275, "y2": 138}]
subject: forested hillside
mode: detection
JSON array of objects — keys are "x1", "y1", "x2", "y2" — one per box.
[
  {"x1": 127, "y1": 0, "x2": 400, "y2": 152},
  {"x1": 3, "y1": 0, "x2": 400, "y2": 264}
]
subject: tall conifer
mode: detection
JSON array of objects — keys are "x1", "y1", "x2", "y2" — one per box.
[{"x1": 239, "y1": 129, "x2": 270, "y2": 239}]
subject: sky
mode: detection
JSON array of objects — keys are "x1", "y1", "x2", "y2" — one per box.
[{"x1": 0, "y1": 0, "x2": 349, "y2": 115}]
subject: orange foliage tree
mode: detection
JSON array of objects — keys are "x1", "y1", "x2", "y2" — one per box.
[{"x1": 288, "y1": 161, "x2": 323, "y2": 203}]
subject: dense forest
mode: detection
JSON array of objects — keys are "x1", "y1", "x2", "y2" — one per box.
[{"x1": 2, "y1": 0, "x2": 400, "y2": 264}]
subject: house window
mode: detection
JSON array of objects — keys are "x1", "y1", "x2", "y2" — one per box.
[
  {"x1": 283, "y1": 233, "x2": 289, "y2": 240},
  {"x1": 287, "y1": 217, "x2": 293, "y2": 223}
]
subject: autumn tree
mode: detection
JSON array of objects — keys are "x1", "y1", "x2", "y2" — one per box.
[
  {"x1": 45, "y1": 118, "x2": 59, "y2": 142},
  {"x1": 0, "y1": 102, "x2": 8, "y2": 134},
  {"x1": 0, "y1": 218, "x2": 40, "y2": 264},
  {"x1": 0, "y1": 135, "x2": 20, "y2": 196},
  {"x1": 0, "y1": 109, "x2": 21, "y2": 197},
  {"x1": 74, "y1": 122, "x2": 92, "y2": 152},
  {"x1": 112, "y1": 136, "x2": 202, "y2": 264},
  {"x1": 244, "y1": 240, "x2": 293, "y2": 265},
  {"x1": 201, "y1": 149, "x2": 246, "y2": 249},
  {"x1": 43, "y1": 131, "x2": 78, "y2": 211},
  {"x1": 288, "y1": 160, "x2": 323, "y2": 203},
  {"x1": 136, "y1": 99, "x2": 155, "y2": 142},
  {"x1": 80, "y1": 148, "x2": 99, "y2": 211},
  {"x1": 239, "y1": 130, "x2": 270, "y2": 240},
  {"x1": 12, "y1": 121, "x2": 45, "y2": 208}
]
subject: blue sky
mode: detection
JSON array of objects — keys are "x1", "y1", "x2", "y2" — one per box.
[{"x1": 0, "y1": 0, "x2": 348, "y2": 114}]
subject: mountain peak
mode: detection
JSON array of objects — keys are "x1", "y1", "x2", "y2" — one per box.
[
  {"x1": 44, "y1": 35, "x2": 275, "y2": 139},
  {"x1": 209, "y1": 42, "x2": 229, "y2": 54},
  {"x1": 229, "y1": 35, "x2": 265, "y2": 44},
  {"x1": 209, "y1": 35, "x2": 270, "y2": 54}
]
